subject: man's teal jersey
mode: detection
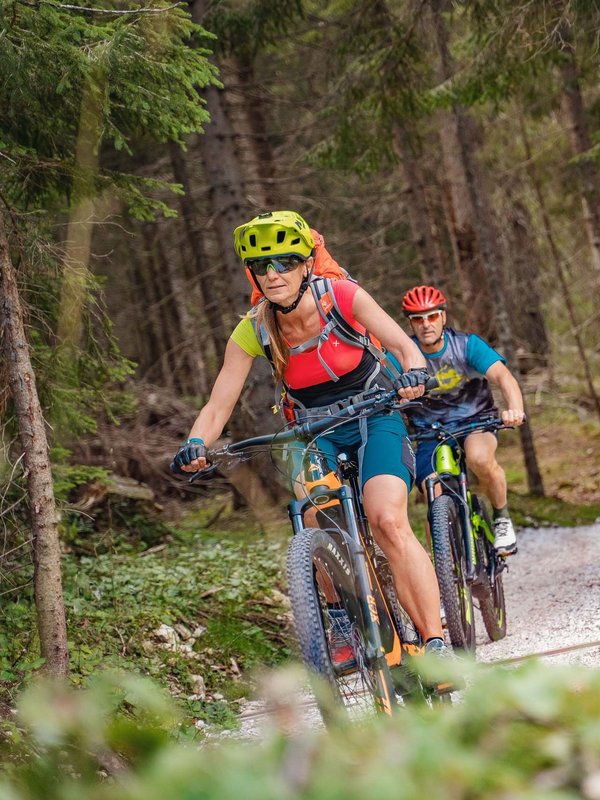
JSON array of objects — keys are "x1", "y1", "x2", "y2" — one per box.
[{"x1": 409, "y1": 327, "x2": 504, "y2": 429}]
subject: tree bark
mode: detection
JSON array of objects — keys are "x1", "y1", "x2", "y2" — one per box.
[
  {"x1": 226, "y1": 54, "x2": 278, "y2": 210},
  {"x1": 431, "y1": 0, "x2": 495, "y2": 336},
  {"x1": 154, "y1": 231, "x2": 205, "y2": 397},
  {"x1": 560, "y1": 47, "x2": 600, "y2": 275},
  {"x1": 0, "y1": 212, "x2": 69, "y2": 676},
  {"x1": 430, "y1": 0, "x2": 545, "y2": 496},
  {"x1": 57, "y1": 75, "x2": 104, "y2": 355},
  {"x1": 140, "y1": 225, "x2": 178, "y2": 390},
  {"x1": 393, "y1": 123, "x2": 448, "y2": 286},
  {"x1": 519, "y1": 116, "x2": 600, "y2": 421},
  {"x1": 169, "y1": 141, "x2": 228, "y2": 365}
]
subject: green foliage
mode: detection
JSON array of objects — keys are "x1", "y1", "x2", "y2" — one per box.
[
  {"x1": 307, "y1": 1, "x2": 429, "y2": 176},
  {"x1": 0, "y1": 1, "x2": 218, "y2": 210},
  {"x1": 51, "y1": 448, "x2": 110, "y2": 503},
  {"x1": 203, "y1": 0, "x2": 304, "y2": 58},
  {"x1": 1, "y1": 661, "x2": 600, "y2": 797},
  {"x1": 508, "y1": 491, "x2": 600, "y2": 528},
  {"x1": 55, "y1": 512, "x2": 290, "y2": 724}
]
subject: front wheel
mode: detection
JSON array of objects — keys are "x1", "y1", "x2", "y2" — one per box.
[
  {"x1": 430, "y1": 495, "x2": 476, "y2": 653},
  {"x1": 287, "y1": 527, "x2": 397, "y2": 720}
]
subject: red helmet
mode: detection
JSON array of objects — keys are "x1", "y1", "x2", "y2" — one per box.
[{"x1": 402, "y1": 285, "x2": 447, "y2": 315}]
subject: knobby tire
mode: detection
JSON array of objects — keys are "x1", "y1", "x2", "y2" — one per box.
[
  {"x1": 473, "y1": 496, "x2": 507, "y2": 641},
  {"x1": 287, "y1": 527, "x2": 397, "y2": 720},
  {"x1": 430, "y1": 495, "x2": 476, "y2": 653}
]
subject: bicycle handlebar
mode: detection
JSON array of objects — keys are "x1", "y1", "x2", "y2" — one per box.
[
  {"x1": 182, "y1": 379, "x2": 437, "y2": 482},
  {"x1": 411, "y1": 414, "x2": 515, "y2": 443}
]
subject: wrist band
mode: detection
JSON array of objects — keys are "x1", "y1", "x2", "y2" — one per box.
[{"x1": 185, "y1": 437, "x2": 205, "y2": 445}]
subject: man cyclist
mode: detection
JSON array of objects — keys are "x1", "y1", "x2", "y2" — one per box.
[
  {"x1": 172, "y1": 212, "x2": 450, "y2": 664},
  {"x1": 402, "y1": 285, "x2": 524, "y2": 555}
]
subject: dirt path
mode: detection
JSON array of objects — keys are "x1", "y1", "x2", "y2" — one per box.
[
  {"x1": 235, "y1": 522, "x2": 600, "y2": 738},
  {"x1": 476, "y1": 522, "x2": 600, "y2": 667}
]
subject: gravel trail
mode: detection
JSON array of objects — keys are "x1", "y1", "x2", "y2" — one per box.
[
  {"x1": 476, "y1": 522, "x2": 600, "y2": 667},
  {"x1": 235, "y1": 522, "x2": 600, "y2": 738}
]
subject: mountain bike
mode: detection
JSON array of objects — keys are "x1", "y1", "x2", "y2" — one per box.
[
  {"x1": 177, "y1": 387, "x2": 452, "y2": 720},
  {"x1": 411, "y1": 415, "x2": 511, "y2": 653}
]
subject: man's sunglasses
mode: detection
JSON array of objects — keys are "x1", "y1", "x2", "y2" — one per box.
[
  {"x1": 408, "y1": 310, "x2": 444, "y2": 324},
  {"x1": 245, "y1": 256, "x2": 304, "y2": 277}
]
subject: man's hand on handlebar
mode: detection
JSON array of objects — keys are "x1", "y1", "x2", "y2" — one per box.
[
  {"x1": 170, "y1": 437, "x2": 209, "y2": 474},
  {"x1": 501, "y1": 409, "x2": 526, "y2": 427},
  {"x1": 394, "y1": 368, "x2": 431, "y2": 401}
]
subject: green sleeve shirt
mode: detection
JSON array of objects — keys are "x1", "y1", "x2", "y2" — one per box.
[{"x1": 229, "y1": 316, "x2": 265, "y2": 359}]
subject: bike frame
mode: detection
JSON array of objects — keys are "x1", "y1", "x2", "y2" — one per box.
[
  {"x1": 188, "y1": 387, "x2": 432, "y2": 714},
  {"x1": 288, "y1": 457, "x2": 410, "y2": 714},
  {"x1": 423, "y1": 422, "x2": 506, "y2": 586}
]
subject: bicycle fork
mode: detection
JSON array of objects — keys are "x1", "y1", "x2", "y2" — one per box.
[{"x1": 290, "y1": 485, "x2": 398, "y2": 714}]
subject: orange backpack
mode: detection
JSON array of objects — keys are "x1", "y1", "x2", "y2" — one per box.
[{"x1": 245, "y1": 229, "x2": 348, "y2": 305}]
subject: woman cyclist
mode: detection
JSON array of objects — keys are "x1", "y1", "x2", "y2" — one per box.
[{"x1": 172, "y1": 211, "x2": 447, "y2": 658}]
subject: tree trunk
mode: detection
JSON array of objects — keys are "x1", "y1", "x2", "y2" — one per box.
[
  {"x1": 430, "y1": 0, "x2": 544, "y2": 496},
  {"x1": 154, "y1": 231, "x2": 205, "y2": 397},
  {"x1": 189, "y1": 0, "x2": 288, "y2": 509},
  {"x1": 226, "y1": 54, "x2": 278, "y2": 210},
  {"x1": 431, "y1": 1, "x2": 495, "y2": 336},
  {"x1": 140, "y1": 225, "x2": 178, "y2": 390},
  {"x1": 124, "y1": 231, "x2": 171, "y2": 386},
  {"x1": 519, "y1": 116, "x2": 600, "y2": 421},
  {"x1": 393, "y1": 123, "x2": 448, "y2": 286},
  {"x1": 0, "y1": 213, "x2": 69, "y2": 676},
  {"x1": 57, "y1": 75, "x2": 104, "y2": 355},
  {"x1": 169, "y1": 141, "x2": 228, "y2": 365},
  {"x1": 500, "y1": 192, "x2": 550, "y2": 369},
  {"x1": 560, "y1": 49, "x2": 600, "y2": 275}
]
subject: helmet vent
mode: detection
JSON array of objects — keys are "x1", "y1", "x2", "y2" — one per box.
[
  {"x1": 249, "y1": 234, "x2": 256, "y2": 248},
  {"x1": 276, "y1": 231, "x2": 286, "y2": 243},
  {"x1": 291, "y1": 237, "x2": 300, "y2": 245}
]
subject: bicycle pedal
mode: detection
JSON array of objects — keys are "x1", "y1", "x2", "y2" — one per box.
[{"x1": 433, "y1": 681, "x2": 455, "y2": 696}]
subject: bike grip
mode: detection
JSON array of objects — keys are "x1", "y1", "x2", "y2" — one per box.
[
  {"x1": 425, "y1": 376, "x2": 439, "y2": 391},
  {"x1": 169, "y1": 460, "x2": 184, "y2": 476},
  {"x1": 189, "y1": 463, "x2": 219, "y2": 484}
]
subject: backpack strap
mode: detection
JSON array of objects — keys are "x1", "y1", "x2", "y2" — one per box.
[{"x1": 310, "y1": 278, "x2": 403, "y2": 381}]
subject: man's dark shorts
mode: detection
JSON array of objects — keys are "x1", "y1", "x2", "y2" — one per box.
[{"x1": 414, "y1": 428, "x2": 498, "y2": 488}]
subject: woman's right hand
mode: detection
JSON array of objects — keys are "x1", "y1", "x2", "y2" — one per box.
[{"x1": 170, "y1": 438, "x2": 208, "y2": 474}]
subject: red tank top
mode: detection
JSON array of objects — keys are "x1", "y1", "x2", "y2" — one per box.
[{"x1": 283, "y1": 280, "x2": 365, "y2": 390}]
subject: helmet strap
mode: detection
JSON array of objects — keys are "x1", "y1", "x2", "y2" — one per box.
[
  {"x1": 248, "y1": 269, "x2": 264, "y2": 297},
  {"x1": 270, "y1": 262, "x2": 314, "y2": 315}
]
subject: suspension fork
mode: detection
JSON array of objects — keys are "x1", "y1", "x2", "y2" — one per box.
[
  {"x1": 289, "y1": 486, "x2": 396, "y2": 713},
  {"x1": 457, "y1": 472, "x2": 477, "y2": 582},
  {"x1": 426, "y1": 474, "x2": 477, "y2": 582}
]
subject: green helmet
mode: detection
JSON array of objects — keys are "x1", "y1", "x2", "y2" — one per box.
[{"x1": 233, "y1": 211, "x2": 315, "y2": 262}]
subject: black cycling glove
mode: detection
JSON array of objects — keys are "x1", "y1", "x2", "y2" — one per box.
[
  {"x1": 394, "y1": 368, "x2": 431, "y2": 391},
  {"x1": 170, "y1": 437, "x2": 207, "y2": 474}
]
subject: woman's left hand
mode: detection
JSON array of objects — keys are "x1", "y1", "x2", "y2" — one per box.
[{"x1": 394, "y1": 368, "x2": 429, "y2": 400}]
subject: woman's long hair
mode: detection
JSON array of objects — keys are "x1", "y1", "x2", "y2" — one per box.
[{"x1": 250, "y1": 300, "x2": 288, "y2": 382}]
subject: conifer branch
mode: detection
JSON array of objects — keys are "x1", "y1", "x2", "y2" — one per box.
[{"x1": 16, "y1": 0, "x2": 184, "y2": 14}]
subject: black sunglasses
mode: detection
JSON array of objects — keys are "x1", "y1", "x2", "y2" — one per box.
[{"x1": 246, "y1": 256, "x2": 305, "y2": 277}]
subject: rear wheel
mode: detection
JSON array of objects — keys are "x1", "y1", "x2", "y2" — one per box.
[
  {"x1": 287, "y1": 528, "x2": 397, "y2": 720},
  {"x1": 472, "y1": 496, "x2": 507, "y2": 641},
  {"x1": 430, "y1": 495, "x2": 476, "y2": 653}
]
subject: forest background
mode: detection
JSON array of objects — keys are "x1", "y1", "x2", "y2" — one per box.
[{"x1": 0, "y1": 0, "x2": 600, "y2": 761}]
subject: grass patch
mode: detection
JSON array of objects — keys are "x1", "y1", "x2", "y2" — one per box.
[{"x1": 508, "y1": 490, "x2": 600, "y2": 527}]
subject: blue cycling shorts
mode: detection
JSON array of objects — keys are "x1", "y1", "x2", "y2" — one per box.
[{"x1": 286, "y1": 410, "x2": 416, "y2": 493}]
